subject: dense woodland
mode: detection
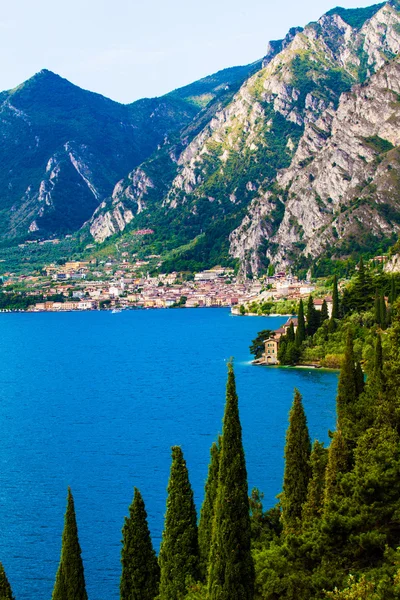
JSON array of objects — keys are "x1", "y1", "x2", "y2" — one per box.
[{"x1": 1, "y1": 261, "x2": 400, "y2": 599}]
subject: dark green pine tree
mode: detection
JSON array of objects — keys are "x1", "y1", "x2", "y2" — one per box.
[
  {"x1": 120, "y1": 488, "x2": 159, "y2": 600},
  {"x1": 0, "y1": 563, "x2": 14, "y2": 600},
  {"x1": 198, "y1": 440, "x2": 220, "y2": 581},
  {"x1": 320, "y1": 300, "x2": 329, "y2": 323},
  {"x1": 207, "y1": 363, "x2": 254, "y2": 600},
  {"x1": 158, "y1": 446, "x2": 200, "y2": 600},
  {"x1": 336, "y1": 331, "x2": 358, "y2": 436},
  {"x1": 332, "y1": 275, "x2": 339, "y2": 319},
  {"x1": 52, "y1": 488, "x2": 88, "y2": 600},
  {"x1": 306, "y1": 296, "x2": 320, "y2": 336},
  {"x1": 302, "y1": 440, "x2": 328, "y2": 526},
  {"x1": 295, "y1": 300, "x2": 306, "y2": 347},
  {"x1": 281, "y1": 389, "x2": 311, "y2": 534}
]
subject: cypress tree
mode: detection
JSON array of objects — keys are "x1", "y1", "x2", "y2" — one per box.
[
  {"x1": 295, "y1": 299, "x2": 306, "y2": 346},
  {"x1": 323, "y1": 430, "x2": 349, "y2": 509},
  {"x1": 0, "y1": 563, "x2": 14, "y2": 600},
  {"x1": 281, "y1": 389, "x2": 311, "y2": 534},
  {"x1": 287, "y1": 322, "x2": 295, "y2": 342},
  {"x1": 320, "y1": 300, "x2": 329, "y2": 323},
  {"x1": 207, "y1": 363, "x2": 254, "y2": 600},
  {"x1": 380, "y1": 294, "x2": 387, "y2": 330},
  {"x1": 332, "y1": 275, "x2": 339, "y2": 319},
  {"x1": 302, "y1": 440, "x2": 328, "y2": 526},
  {"x1": 306, "y1": 296, "x2": 320, "y2": 336},
  {"x1": 52, "y1": 488, "x2": 88, "y2": 600},
  {"x1": 355, "y1": 361, "x2": 365, "y2": 396},
  {"x1": 336, "y1": 331, "x2": 358, "y2": 435},
  {"x1": 374, "y1": 290, "x2": 381, "y2": 325},
  {"x1": 159, "y1": 446, "x2": 200, "y2": 600},
  {"x1": 198, "y1": 440, "x2": 220, "y2": 580},
  {"x1": 120, "y1": 488, "x2": 159, "y2": 600},
  {"x1": 390, "y1": 276, "x2": 397, "y2": 305}
]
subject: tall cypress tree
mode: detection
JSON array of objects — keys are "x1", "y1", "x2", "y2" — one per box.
[
  {"x1": 207, "y1": 363, "x2": 254, "y2": 600},
  {"x1": 120, "y1": 488, "x2": 159, "y2": 600},
  {"x1": 336, "y1": 331, "x2": 358, "y2": 435},
  {"x1": 281, "y1": 389, "x2": 311, "y2": 534},
  {"x1": 198, "y1": 440, "x2": 220, "y2": 581},
  {"x1": 302, "y1": 440, "x2": 328, "y2": 526},
  {"x1": 159, "y1": 446, "x2": 199, "y2": 600},
  {"x1": 389, "y1": 276, "x2": 397, "y2": 305},
  {"x1": 323, "y1": 429, "x2": 349, "y2": 509},
  {"x1": 380, "y1": 294, "x2": 387, "y2": 330},
  {"x1": 320, "y1": 300, "x2": 329, "y2": 323},
  {"x1": 306, "y1": 296, "x2": 320, "y2": 336},
  {"x1": 52, "y1": 488, "x2": 88, "y2": 600},
  {"x1": 0, "y1": 563, "x2": 14, "y2": 600},
  {"x1": 332, "y1": 275, "x2": 339, "y2": 319},
  {"x1": 295, "y1": 299, "x2": 306, "y2": 347},
  {"x1": 374, "y1": 290, "x2": 381, "y2": 325},
  {"x1": 355, "y1": 362, "x2": 365, "y2": 396}
]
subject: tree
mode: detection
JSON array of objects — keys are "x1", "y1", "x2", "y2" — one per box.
[
  {"x1": 295, "y1": 300, "x2": 306, "y2": 346},
  {"x1": 306, "y1": 296, "x2": 320, "y2": 336},
  {"x1": 120, "y1": 488, "x2": 159, "y2": 600},
  {"x1": 198, "y1": 440, "x2": 220, "y2": 580},
  {"x1": 207, "y1": 362, "x2": 254, "y2": 600},
  {"x1": 323, "y1": 430, "x2": 349, "y2": 509},
  {"x1": 336, "y1": 331, "x2": 358, "y2": 437},
  {"x1": 0, "y1": 563, "x2": 14, "y2": 600},
  {"x1": 374, "y1": 290, "x2": 381, "y2": 325},
  {"x1": 389, "y1": 276, "x2": 397, "y2": 305},
  {"x1": 380, "y1": 294, "x2": 387, "y2": 330},
  {"x1": 250, "y1": 330, "x2": 272, "y2": 359},
  {"x1": 281, "y1": 389, "x2": 311, "y2": 534},
  {"x1": 320, "y1": 300, "x2": 329, "y2": 323},
  {"x1": 332, "y1": 274, "x2": 339, "y2": 319},
  {"x1": 355, "y1": 362, "x2": 365, "y2": 396},
  {"x1": 52, "y1": 488, "x2": 88, "y2": 600},
  {"x1": 158, "y1": 446, "x2": 200, "y2": 600},
  {"x1": 302, "y1": 440, "x2": 328, "y2": 526}
]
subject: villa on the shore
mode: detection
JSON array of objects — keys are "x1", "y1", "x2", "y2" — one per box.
[
  {"x1": 264, "y1": 316, "x2": 298, "y2": 365},
  {"x1": 262, "y1": 296, "x2": 333, "y2": 365}
]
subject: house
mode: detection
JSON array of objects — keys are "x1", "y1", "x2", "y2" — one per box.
[
  {"x1": 313, "y1": 297, "x2": 333, "y2": 317},
  {"x1": 264, "y1": 338, "x2": 279, "y2": 365}
]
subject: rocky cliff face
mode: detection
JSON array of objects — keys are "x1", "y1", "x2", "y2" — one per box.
[{"x1": 230, "y1": 2, "x2": 400, "y2": 275}]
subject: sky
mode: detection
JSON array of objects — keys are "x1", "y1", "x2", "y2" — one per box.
[{"x1": 1, "y1": 0, "x2": 380, "y2": 103}]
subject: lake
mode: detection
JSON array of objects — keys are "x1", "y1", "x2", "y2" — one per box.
[{"x1": 0, "y1": 308, "x2": 338, "y2": 599}]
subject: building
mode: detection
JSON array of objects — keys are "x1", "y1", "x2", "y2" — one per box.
[{"x1": 264, "y1": 338, "x2": 279, "y2": 365}]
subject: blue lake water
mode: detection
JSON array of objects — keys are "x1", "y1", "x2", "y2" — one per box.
[{"x1": 0, "y1": 308, "x2": 338, "y2": 599}]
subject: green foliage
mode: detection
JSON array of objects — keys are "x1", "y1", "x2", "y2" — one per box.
[
  {"x1": 282, "y1": 389, "x2": 311, "y2": 534},
  {"x1": 120, "y1": 488, "x2": 159, "y2": 600},
  {"x1": 0, "y1": 563, "x2": 14, "y2": 600},
  {"x1": 159, "y1": 446, "x2": 200, "y2": 600},
  {"x1": 363, "y1": 135, "x2": 395, "y2": 154},
  {"x1": 326, "y1": 4, "x2": 384, "y2": 29},
  {"x1": 336, "y1": 331, "x2": 358, "y2": 437},
  {"x1": 302, "y1": 441, "x2": 328, "y2": 526},
  {"x1": 295, "y1": 300, "x2": 306, "y2": 346},
  {"x1": 249, "y1": 330, "x2": 273, "y2": 359},
  {"x1": 207, "y1": 363, "x2": 254, "y2": 600},
  {"x1": 52, "y1": 488, "x2": 88, "y2": 600},
  {"x1": 306, "y1": 296, "x2": 320, "y2": 336},
  {"x1": 198, "y1": 440, "x2": 220, "y2": 580}
]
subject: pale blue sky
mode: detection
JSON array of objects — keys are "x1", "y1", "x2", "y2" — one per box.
[{"x1": 1, "y1": 0, "x2": 380, "y2": 103}]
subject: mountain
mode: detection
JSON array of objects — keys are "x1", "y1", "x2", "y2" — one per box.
[
  {"x1": 3, "y1": 3, "x2": 400, "y2": 277},
  {"x1": 89, "y1": 1, "x2": 400, "y2": 276},
  {"x1": 0, "y1": 63, "x2": 258, "y2": 245}
]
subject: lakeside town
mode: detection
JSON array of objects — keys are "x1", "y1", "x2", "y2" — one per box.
[{"x1": 0, "y1": 254, "x2": 324, "y2": 312}]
